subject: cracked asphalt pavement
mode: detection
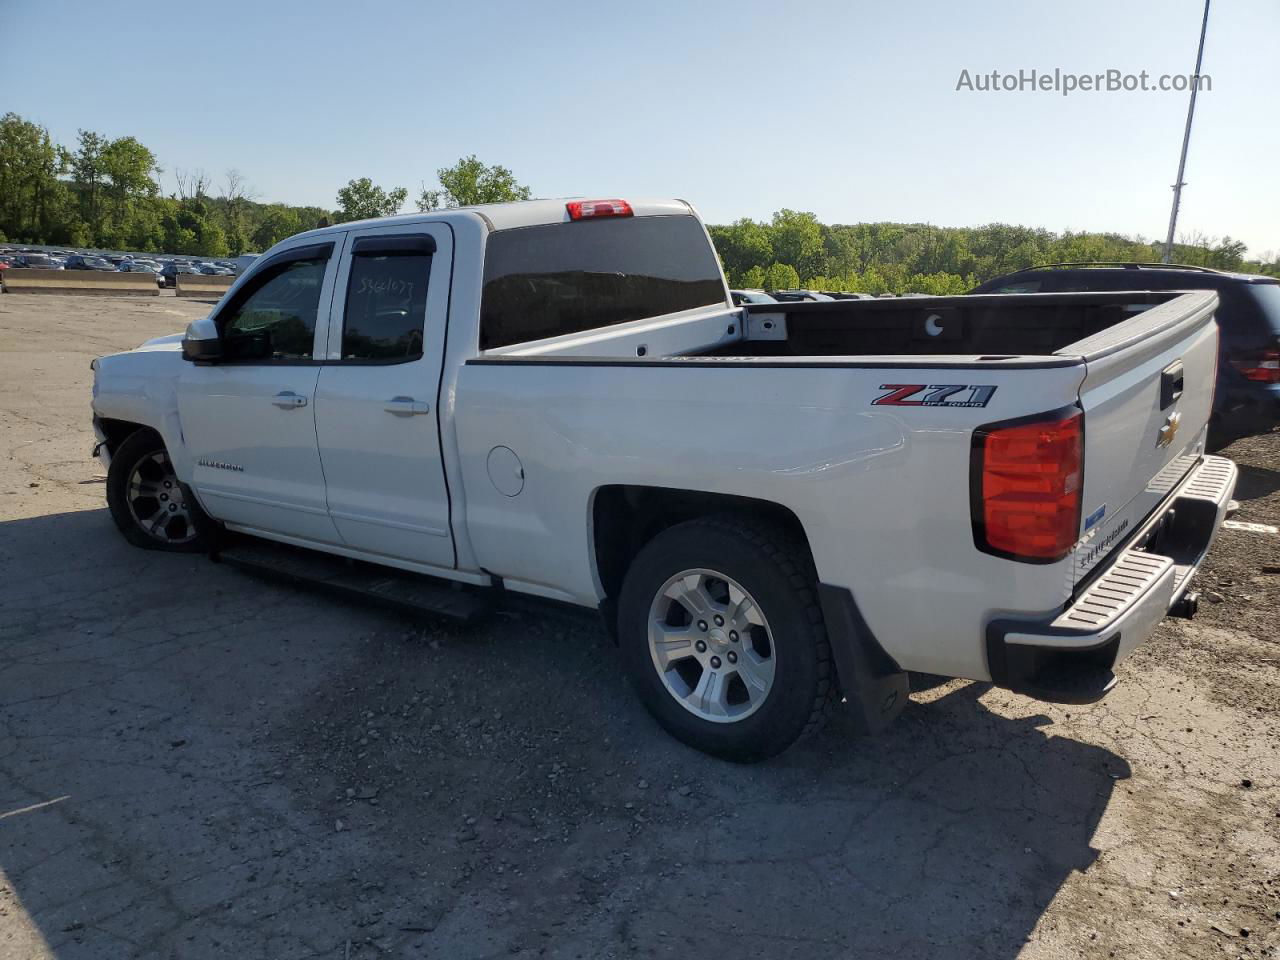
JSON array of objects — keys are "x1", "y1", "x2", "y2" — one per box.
[{"x1": 1, "y1": 293, "x2": 1277, "y2": 959}]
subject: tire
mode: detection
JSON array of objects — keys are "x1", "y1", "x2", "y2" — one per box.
[
  {"x1": 617, "y1": 516, "x2": 835, "y2": 762},
  {"x1": 106, "y1": 430, "x2": 210, "y2": 552}
]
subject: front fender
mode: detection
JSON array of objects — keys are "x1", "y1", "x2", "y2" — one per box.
[{"x1": 92, "y1": 344, "x2": 193, "y2": 483}]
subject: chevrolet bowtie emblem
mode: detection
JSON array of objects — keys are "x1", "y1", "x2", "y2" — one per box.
[{"x1": 1157, "y1": 411, "x2": 1182, "y2": 448}]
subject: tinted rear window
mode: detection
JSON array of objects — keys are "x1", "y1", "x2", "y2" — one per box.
[
  {"x1": 341, "y1": 251, "x2": 431, "y2": 361},
  {"x1": 479, "y1": 215, "x2": 726, "y2": 349},
  {"x1": 1246, "y1": 283, "x2": 1280, "y2": 333}
]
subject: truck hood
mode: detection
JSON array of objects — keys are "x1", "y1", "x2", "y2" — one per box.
[{"x1": 137, "y1": 331, "x2": 187, "y2": 350}]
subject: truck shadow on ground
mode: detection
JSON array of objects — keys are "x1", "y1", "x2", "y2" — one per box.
[
  {"x1": 1234, "y1": 462, "x2": 1280, "y2": 503},
  {"x1": 0, "y1": 507, "x2": 1128, "y2": 959}
]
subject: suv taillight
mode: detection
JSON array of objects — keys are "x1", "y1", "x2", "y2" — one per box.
[
  {"x1": 1230, "y1": 349, "x2": 1280, "y2": 383},
  {"x1": 972, "y1": 410, "x2": 1083, "y2": 563}
]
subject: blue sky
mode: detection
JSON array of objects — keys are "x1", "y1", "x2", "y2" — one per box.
[{"x1": 4, "y1": 0, "x2": 1277, "y2": 255}]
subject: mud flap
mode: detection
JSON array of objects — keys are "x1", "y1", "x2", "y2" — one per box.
[{"x1": 817, "y1": 584, "x2": 910, "y2": 734}]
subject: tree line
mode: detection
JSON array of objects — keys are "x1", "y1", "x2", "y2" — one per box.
[
  {"x1": 708, "y1": 210, "x2": 1280, "y2": 295},
  {"x1": 2, "y1": 111, "x2": 1276, "y2": 290}
]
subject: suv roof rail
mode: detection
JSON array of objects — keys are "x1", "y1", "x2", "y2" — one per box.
[{"x1": 1007, "y1": 261, "x2": 1229, "y2": 276}]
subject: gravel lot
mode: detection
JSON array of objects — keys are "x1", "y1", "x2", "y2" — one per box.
[{"x1": 1, "y1": 293, "x2": 1277, "y2": 960}]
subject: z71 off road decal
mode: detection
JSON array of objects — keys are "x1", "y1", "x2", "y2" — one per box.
[{"x1": 872, "y1": 384, "x2": 997, "y2": 408}]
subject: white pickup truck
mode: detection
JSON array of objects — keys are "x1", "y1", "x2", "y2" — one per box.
[{"x1": 91, "y1": 198, "x2": 1238, "y2": 760}]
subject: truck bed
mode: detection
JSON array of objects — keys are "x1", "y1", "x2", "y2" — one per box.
[{"x1": 703, "y1": 291, "x2": 1191, "y2": 359}]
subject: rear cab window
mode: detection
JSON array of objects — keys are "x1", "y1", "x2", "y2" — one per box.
[{"x1": 479, "y1": 214, "x2": 727, "y2": 350}]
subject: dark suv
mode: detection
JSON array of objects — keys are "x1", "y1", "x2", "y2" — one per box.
[
  {"x1": 65, "y1": 254, "x2": 116, "y2": 271},
  {"x1": 158, "y1": 262, "x2": 203, "y2": 288},
  {"x1": 970, "y1": 263, "x2": 1280, "y2": 444}
]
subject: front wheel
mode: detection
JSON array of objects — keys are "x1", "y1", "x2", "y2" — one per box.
[
  {"x1": 106, "y1": 430, "x2": 210, "y2": 552},
  {"x1": 617, "y1": 517, "x2": 835, "y2": 762}
]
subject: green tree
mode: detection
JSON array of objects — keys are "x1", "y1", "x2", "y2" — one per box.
[
  {"x1": 335, "y1": 177, "x2": 407, "y2": 222},
  {"x1": 417, "y1": 155, "x2": 531, "y2": 211},
  {"x1": 739, "y1": 265, "x2": 767, "y2": 289},
  {"x1": 70, "y1": 130, "x2": 110, "y2": 244},
  {"x1": 708, "y1": 218, "x2": 774, "y2": 283},
  {"x1": 762, "y1": 262, "x2": 800, "y2": 291},
  {"x1": 250, "y1": 205, "x2": 302, "y2": 250},
  {"x1": 0, "y1": 112, "x2": 72, "y2": 242},
  {"x1": 770, "y1": 210, "x2": 825, "y2": 281}
]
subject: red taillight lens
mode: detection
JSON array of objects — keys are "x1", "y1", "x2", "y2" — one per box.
[
  {"x1": 1230, "y1": 349, "x2": 1280, "y2": 383},
  {"x1": 973, "y1": 411, "x2": 1083, "y2": 562},
  {"x1": 566, "y1": 199, "x2": 633, "y2": 220}
]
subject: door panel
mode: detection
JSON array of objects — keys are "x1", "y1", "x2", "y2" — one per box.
[
  {"x1": 314, "y1": 223, "x2": 454, "y2": 567},
  {"x1": 179, "y1": 366, "x2": 341, "y2": 542},
  {"x1": 178, "y1": 239, "x2": 343, "y2": 543}
]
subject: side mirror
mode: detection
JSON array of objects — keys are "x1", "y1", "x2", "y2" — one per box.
[{"x1": 181, "y1": 316, "x2": 223, "y2": 362}]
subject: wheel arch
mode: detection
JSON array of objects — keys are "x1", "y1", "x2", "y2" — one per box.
[
  {"x1": 589, "y1": 485, "x2": 815, "y2": 616},
  {"x1": 590, "y1": 484, "x2": 910, "y2": 737},
  {"x1": 96, "y1": 417, "x2": 157, "y2": 456}
]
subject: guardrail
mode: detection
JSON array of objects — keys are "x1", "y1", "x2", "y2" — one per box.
[
  {"x1": 0, "y1": 270, "x2": 160, "y2": 296},
  {"x1": 175, "y1": 274, "x2": 235, "y2": 299}
]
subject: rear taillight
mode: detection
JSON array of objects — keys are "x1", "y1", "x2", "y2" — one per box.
[
  {"x1": 972, "y1": 410, "x2": 1083, "y2": 563},
  {"x1": 1230, "y1": 349, "x2": 1280, "y2": 383},
  {"x1": 566, "y1": 199, "x2": 633, "y2": 220}
]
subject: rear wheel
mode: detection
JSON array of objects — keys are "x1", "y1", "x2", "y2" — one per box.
[
  {"x1": 617, "y1": 516, "x2": 834, "y2": 762},
  {"x1": 106, "y1": 430, "x2": 209, "y2": 552}
]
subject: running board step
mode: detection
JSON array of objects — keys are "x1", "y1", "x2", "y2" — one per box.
[{"x1": 212, "y1": 539, "x2": 491, "y2": 623}]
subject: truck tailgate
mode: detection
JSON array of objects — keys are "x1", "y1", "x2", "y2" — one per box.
[{"x1": 1068, "y1": 291, "x2": 1220, "y2": 585}]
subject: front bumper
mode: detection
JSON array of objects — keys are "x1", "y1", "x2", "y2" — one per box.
[{"x1": 986, "y1": 455, "x2": 1238, "y2": 704}]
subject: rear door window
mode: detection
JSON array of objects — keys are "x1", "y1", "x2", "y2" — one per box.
[
  {"x1": 340, "y1": 243, "x2": 432, "y2": 362},
  {"x1": 479, "y1": 215, "x2": 727, "y2": 349}
]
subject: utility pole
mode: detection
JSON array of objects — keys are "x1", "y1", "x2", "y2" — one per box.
[{"x1": 1162, "y1": 0, "x2": 1212, "y2": 263}]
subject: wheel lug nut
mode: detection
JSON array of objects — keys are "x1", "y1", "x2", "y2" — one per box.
[
  {"x1": 168, "y1": 504, "x2": 177, "y2": 512},
  {"x1": 710, "y1": 656, "x2": 722, "y2": 669},
  {"x1": 695, "y1": 640, "x2": 707, "y2": 653},
  {"x1": 729, "y1": 630, "x2": 738, "y2": 642},
  {"x1": 713, "y1": 614, "x2": 724, "y2": 626},
  {"x1": 697, "y1": 620, "x2": 708, "y2": 632},
  {"x1": 727, "y1": 651, "x2": 737, "y2": 664}
]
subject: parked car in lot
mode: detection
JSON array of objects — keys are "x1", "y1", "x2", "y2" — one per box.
[
  {"x1": 770, "y1": 289, "x2": 835, "y2": 302},
  {"x1": 90, "y1": 198, "x2": 1237, "y2": 760},
  {"x1": 66, "y1": 254, "x2": 117, "y2": 271},
  {"x1": 158, "y1": 262, "x2": 203, "y2": 287},
  {"x1": 118, "y1": 261, "x2": 165, "y2": 285},
  {"x1": 729, "y1": 289, "x2": 777, "y2": 305},
  {"x1": 199, "y1": 265, "x2": 234, "y2": 276},
  {"x1": 970, "y1": 262, "x2": 1280, "y2": 445},
  {"x1": 12, "y1": 253, "x2": 63, "y2": 269}
]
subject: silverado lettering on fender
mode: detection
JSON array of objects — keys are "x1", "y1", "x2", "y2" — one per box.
[{"x1": 90, "y1": 198, "x2": 1238, "y2": 761}]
